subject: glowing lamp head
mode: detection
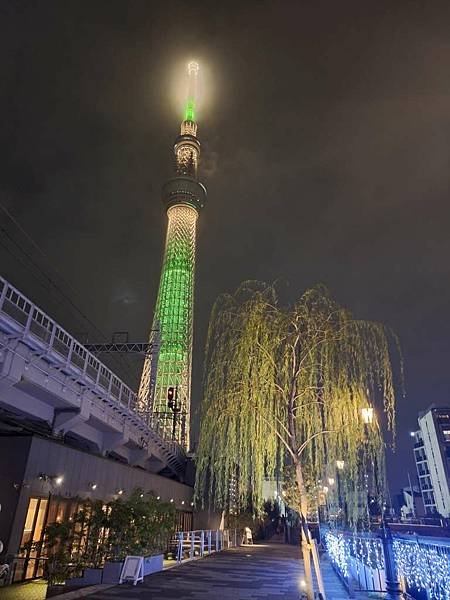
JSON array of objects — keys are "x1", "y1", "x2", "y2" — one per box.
[
  {"x1": 55, "y1": 476, "x2": 64, "y2": 486},
  {"x1": 361, "y1": 407, "x2": 374, "y2": 425}
]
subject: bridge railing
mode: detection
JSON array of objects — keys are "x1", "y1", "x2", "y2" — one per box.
[
  {"x1": 0, "y1": 276, "x2": 183, "y2": 464},
  {"x1": 323, "y1": 527, "x2": 450, "y2": 599},
  {"x1": 172, "y1": 529, "x2": 241, "y2": 564}
]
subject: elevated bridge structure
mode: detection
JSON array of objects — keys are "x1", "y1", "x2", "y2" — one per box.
[{"x1": 0, "y1": 276, "x2": 185, "y2": 479}]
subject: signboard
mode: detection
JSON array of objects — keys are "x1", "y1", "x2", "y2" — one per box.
[{"x1": 119, "y1": 556, "x2": 144, "y2": 585}]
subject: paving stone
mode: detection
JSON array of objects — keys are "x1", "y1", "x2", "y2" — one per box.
[{"x1": 79, "y1": 542, "x2": 374, "y2": 600}]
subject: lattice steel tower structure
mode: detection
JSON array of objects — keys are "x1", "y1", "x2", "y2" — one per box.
[{"x1": 138, "y1": 61, "x2": 206, "y2": 450}]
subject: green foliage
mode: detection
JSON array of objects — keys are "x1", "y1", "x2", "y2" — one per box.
[
  {"x1": 195, "y1": 282, "x2": 402, "y2": 529},
  {"x1": 41, "y1": 521, "x2": 77, "y2": 585},
  {"x1": 105, "y1": 489, "x2": 176, "y2": 561},
  {"x1": 31, "y1": 489, "x2": 176, "y2": 583}
]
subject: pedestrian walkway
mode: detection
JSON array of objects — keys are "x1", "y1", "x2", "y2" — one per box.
[{"x1": 86, "y1": 542, "x2": 370, "y2": 600}]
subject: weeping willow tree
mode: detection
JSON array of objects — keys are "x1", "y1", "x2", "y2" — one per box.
[{"x1": 195, "y1": 281, "x2": 401, "y2": 598}]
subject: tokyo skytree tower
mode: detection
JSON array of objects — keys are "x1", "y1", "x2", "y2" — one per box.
[{"x1": 138, "y1": 61, "x2": 206, "y2": 450}]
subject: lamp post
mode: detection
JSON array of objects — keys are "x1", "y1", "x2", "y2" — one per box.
[
  {"x1": 379, "y1": 517, "x2": 402, "y2": 598},
  {"x1": 361, "y1": 406, "x2": 401, "y2": 597},
  {"x1": 336, "y1": 460, "x2": 345, "y2": 526}
]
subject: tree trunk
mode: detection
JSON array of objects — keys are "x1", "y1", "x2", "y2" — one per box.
[{"x1": 295, "y1": 460, "x2": 315, "y2": 599}]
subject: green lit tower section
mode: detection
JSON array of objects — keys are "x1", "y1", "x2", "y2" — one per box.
[{"x1": 138, "y1": 61, "x2": 206, "y2": 450}]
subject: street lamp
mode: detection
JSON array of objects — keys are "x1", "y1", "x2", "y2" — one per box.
[{"x1": 361, "y1": 407, "x2": 374, "y2": 424}]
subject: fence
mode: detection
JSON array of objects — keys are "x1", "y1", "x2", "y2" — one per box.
[
  {"x1": 172, "y1": 529, "x2": 241, "y2": 564},
  {"x1": 323, "y1": 527, "x2": 450, "y2": 600}
]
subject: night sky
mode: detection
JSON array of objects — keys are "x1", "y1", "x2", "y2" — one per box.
[{"x1": 1, "y1": 1, "x2": 450, "y2": 492}]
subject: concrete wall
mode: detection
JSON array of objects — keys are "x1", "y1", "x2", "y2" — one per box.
[
  {"x1": 1, "y1": 434, "x2": 194, "y2": 557},
  {"x1": 193, "y1": 507, "x2": 223, "y2": 531},
  {"x1": 0, "y1": 436, "x2": 32, "y2": 558}
]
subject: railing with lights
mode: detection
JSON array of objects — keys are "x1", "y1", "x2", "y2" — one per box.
[
  {"x1": 323, "y1": 528, "x2": 450, "y2": 600},
  {"x1": 0, "y1": 276, "x2": 184, "y2": 471},
  {"x1": 393, "y1": 535, "x2": 450, "y2": 600},
  {"x1": 170, "y1": 529, "x2": 241, "y2": 564}
]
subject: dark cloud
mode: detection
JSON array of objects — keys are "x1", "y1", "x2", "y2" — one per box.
[{"x1": 1, "y1": 0, "x2": 450, "y2": 491}]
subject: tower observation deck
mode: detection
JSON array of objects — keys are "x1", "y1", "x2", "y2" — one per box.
[{"x1": 138, "y1": 61, "x2": 206, "y2": 449}]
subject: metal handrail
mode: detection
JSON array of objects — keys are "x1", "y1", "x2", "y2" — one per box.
[
  {"x1": 172, "y1": 529, "x2": 241, "y2": 564},
  {"x1": 0, "y1": 276, "x2": 184, "y2": 469}
]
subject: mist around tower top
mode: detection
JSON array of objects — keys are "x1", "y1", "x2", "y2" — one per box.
[{"x1": 168, "y1": 58, "x2": 214, "y2": 123}]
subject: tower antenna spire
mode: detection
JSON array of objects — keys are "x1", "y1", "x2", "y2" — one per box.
[
  {"x1": 138, "y1": 60, "x2": 207, "y2": 450},
  {"x1": 185, "y1": 61, "x2": 199, "y2": 123}
]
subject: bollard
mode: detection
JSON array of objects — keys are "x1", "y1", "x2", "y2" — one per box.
[{"x1": 379, "y1": 520, "x2": 402, "y2": 599}]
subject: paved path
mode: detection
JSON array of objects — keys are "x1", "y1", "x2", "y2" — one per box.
[{"x1": 86, "y1": 542, "x2": 364, "y2": 600}]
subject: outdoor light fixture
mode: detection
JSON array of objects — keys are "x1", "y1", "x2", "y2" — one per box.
[
  {"x1": 409, "y1": 431, "x2": 415, "y2": 437},
  {"x1": 336, "y1": 460, "x2": 345, "y2": 470},
  {"x1": 170, "y1": 498, "x2": 174, "y2": 503},
  {"x1": 190, "y1": 502, "x2": 194, "y2": 506},
  {"x1": 90, "y1": 483, "x2": 97, "y2": 490},
  {"x1": 181, "y1": 500, "x2": 185, "y2": 505},
  {"x1": 117, "y1": 489, "x2": 124, "y2": 495},
  {"x1": 39, "y1": 473, "x2": 64, "y2": 485},
  {"x1": 361, "y1": 407, "x2": 374, "y2": 424},
  {"x1": 140, "y1": 493, "x2": 144, "y2": 498},
  {"x1": 156, "y1": 496, "x2": 161, "y2": 500}
]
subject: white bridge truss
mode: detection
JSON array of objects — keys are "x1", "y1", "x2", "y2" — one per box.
[{"x1": 0, "y1": 276, "x2": 185, "y2": 478}]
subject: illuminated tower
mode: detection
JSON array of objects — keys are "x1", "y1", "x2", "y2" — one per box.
[{"x1": 138, "y1": 61, "x2": 206, "y2": 450}]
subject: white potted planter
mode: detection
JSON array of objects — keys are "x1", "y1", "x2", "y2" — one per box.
[{"x1": 143, "y1": 554, "x2": 164, "y2": 576}]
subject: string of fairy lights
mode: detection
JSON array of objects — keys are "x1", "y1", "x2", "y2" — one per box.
[
  {"x1": 325, "y1": 530, "x2": 450, "y2": 600},
  {"x1": 393, "y1": 539, "x2": 450, "y2": 600}
]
